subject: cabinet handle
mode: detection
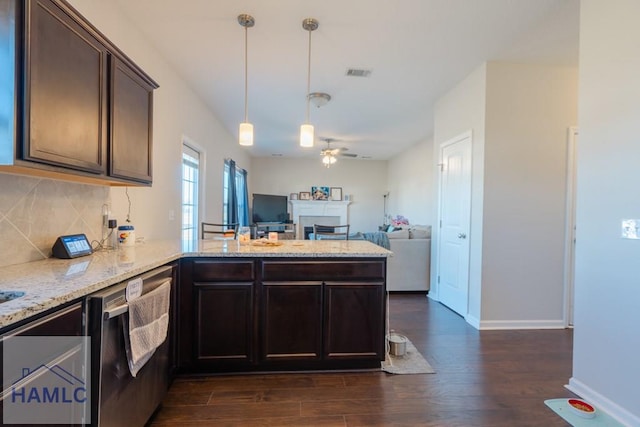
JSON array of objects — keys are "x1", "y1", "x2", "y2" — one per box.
[{"x1": 458, "y1": 233, "x2": 467, "y2": 239}]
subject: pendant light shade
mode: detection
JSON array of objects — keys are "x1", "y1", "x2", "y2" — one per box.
[
  {"x1": 300, "y1": 124, "x2": 314, "y2": 148},
  {"x1": 239, "y1": 122, "x2": 253, "y2": 146},
  {"x1": 238, "y1": 14, "x2": 255, "y2": 146},
  {"x1": 300, "y1": 18, "x2": 318, "y2": 148}
]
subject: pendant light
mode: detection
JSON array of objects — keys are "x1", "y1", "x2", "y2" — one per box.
[
  {"x1": 300, "y1": 18, "x2": 318, "y2": 148},
  {"x1": 238, "y1": 14, "x2": 255, "y2": 146}
]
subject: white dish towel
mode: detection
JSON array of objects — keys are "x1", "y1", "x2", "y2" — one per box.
[{"x1": 122, "y1": 280, "x2": 171, "y2": 377}]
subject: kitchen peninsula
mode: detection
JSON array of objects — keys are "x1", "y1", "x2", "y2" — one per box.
[
  {"x1": 0, "y1": 239, "x2": 391, "y2": 373},
  {"x1": 181, "y1": 239, "x2": 390, "y2": 372}
]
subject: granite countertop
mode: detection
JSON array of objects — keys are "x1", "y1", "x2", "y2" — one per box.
[{"x1": 0, "y1": 239, "x2": 391, "y2": 329}]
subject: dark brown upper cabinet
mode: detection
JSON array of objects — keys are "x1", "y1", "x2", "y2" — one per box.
[
  {"x1": 25, "y1": 0, "x2": 108, "y2": 174},
  {"x1": 110, "y1": 56, "x2": 155, "y2": 184},
  {"x1": 0, "y1": 0, "x2": 158, "y2": 186}
]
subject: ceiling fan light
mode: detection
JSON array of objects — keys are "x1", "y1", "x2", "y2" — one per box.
[
  {"x1": 239, "y1": 122, "x2": 254, "y2": 146},
  {"x1": 322, "y1": 153, "x2": 337, "y2": 168},
  {"x1": 300, "y1": 124, "x2": 314, "y2": 147}
]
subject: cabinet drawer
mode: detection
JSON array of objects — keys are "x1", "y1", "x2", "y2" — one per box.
[
  {"x1": 262, "y1": 260, "x2": 385, "y2": 281},
  {"x1": 192, "y1": 259, "x2": 255, "y2": 281}
]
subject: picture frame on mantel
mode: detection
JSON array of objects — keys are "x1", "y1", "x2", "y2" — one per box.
[
  {"x1": 299, "y1": 191, "x2": 311, "y2": 200},
  {"x1": 330, "y1": 187, "x2": 343, "y2": 201},
  {"x1": 311, "y1": 186, "x2": 329, "y2": 200}
]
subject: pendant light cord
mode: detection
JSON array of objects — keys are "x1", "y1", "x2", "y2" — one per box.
[
  {"x1": 244, "y1": 25, "x2": 249, "y2": 123},
  {"x1": 305, "y1": 24, "x2": 312, "y2": 123}
]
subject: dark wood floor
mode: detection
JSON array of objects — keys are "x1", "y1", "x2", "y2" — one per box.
[{"x1": 149, "y1": 294, "x2": 575, "y2": 426}]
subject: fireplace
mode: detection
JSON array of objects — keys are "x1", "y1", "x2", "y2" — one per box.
[
  {"x1": 303, "y1": 227, "x2": 313, "y2": 240},
  {"x1": 300, "y1": 216, "x2": 339, "y2": 239},
  {"x1": 303, "y1": 225, "x2": 341, "y2": 240},
  {"x1": 289, "y1": 200, "x2": 351, "y2": 239}
]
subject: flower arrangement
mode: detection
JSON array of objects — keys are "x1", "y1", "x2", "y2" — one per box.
[{"x1": 391, "y1": 215, "x2": 409, "y2": 226}]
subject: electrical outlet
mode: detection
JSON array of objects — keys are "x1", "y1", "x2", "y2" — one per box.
[{"x1": 621, "y1": 219, "x2": 640, "y2": 239}]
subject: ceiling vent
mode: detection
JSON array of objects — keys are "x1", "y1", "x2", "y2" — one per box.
[{"x1": 345, "y1": 68, "x2": 372, "y2": 78}]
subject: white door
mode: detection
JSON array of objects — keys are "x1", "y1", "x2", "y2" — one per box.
[{"x1": 437, "y1": 132, "x2": 472, "y2": 317}]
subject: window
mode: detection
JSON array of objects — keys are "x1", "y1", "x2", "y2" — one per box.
[
  {"x1": 223, "y1": 159, "x2": 249, "y2": 226},
  {"x1": 182, "y1": 144, "x2": 200, "y2": 241}
]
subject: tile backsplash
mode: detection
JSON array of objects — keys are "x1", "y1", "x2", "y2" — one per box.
[{"x1": 0, "y1": 173, "x2": 109, "y2": 268}]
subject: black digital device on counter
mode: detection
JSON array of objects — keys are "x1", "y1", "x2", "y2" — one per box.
[{"x1": 52, "y1": 234, "x2": 93, "y2": 259}]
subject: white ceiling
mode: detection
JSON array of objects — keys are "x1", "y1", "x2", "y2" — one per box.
[{"x1": 114, "y1": 0, "x2": 579, "y2": 160}]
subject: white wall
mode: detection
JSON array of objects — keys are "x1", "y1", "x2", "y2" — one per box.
[
  {"x1": 67, "y1": 0, "x2": 251, "y2": 239},
  {"x1": 482, "y1": 62, "x2": 578, "y2": 325},
  {"x1": 387, "y1": 137, "x2": 435, "y2": 226},
  {"x1": 249, "y1": 157, "x2": 387, "y2": 233},
  {"x1": 568, "y1": 1, "x2": 640, "y2": 424},
  {"x1": 433, "y1": 63, "x2": 487, "y2": 322},
  {"x1": 433, "y1": 61, "x2": 578, "y2": 328}
]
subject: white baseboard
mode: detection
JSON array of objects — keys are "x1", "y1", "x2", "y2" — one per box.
[
  {"x1": 476, "y1": 319, "x2": 566, "y2": 330},
  {"x1": 425, "y1": 297, "x2": 566, "y2": 330},
  {"x1": 465, "y1": 313, "x2": 480, "y2": 329},
  {"x1": 566, "y1": 377, "x2": 638, "y2": 426}
]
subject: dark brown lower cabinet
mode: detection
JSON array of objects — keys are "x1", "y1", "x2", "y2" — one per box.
[
  {"x1": 262, "y1": 282, "x2": 323, "y2": 362},
  {"x1": 179, "y1": 257, "x2": 386, "y2": 373},
  {"x1": 194, "y1": 282, "x2": 255, "y2": 369},
  {"x1": 0, "y1": 301, "x2": 85, "y2": 426},
  {"x1": 324, "y1": 282, "x2": 385, "y2": 360}
]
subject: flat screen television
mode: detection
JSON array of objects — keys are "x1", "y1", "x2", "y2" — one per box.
[{"x1": 252, "y1": 193, "x2": 289, "y2": 223}]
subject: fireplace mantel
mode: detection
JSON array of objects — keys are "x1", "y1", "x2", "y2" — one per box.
[{"x1": 290, "y1": 200, "x2": 351, "y2": 237}]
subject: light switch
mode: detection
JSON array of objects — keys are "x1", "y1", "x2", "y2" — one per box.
[
  {"x1": 169, "y1": 210, "x2": 175, "y2": 221},
  {"x1": 621, "y1": 219, "x2": 640, "y2": 239}
]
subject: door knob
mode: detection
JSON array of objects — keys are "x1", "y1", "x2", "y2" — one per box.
[{"x1": 458, "y1": 233, "x2": 467, "y2": 239}]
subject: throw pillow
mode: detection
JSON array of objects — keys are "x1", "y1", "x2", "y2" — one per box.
[
  {"x1": 409, "y1": 225, "x2": 432, "y2": 239},
  {"x1": 387, "y1": 229, "x2": 409, "y2": 239}
]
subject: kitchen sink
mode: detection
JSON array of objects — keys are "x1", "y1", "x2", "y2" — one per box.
[{"x1": 0, "y1": 291, "x2": 26, "y2": 304}]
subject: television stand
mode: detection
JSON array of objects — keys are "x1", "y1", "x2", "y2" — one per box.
[{"x1": 254, "y1": 222, "x2": 297, "y2": 240}]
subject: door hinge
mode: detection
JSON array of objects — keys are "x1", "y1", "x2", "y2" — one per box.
[
  {"x1": 438, "y1": 163, "x2": 445, "y2": 172},
  {"x1": 437, "y1": 275, "x2": 440, "y2": 284}
]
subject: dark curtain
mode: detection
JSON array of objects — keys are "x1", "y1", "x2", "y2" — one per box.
[
  {"x1": 226, "y1": 159, "x2": 250, "y2": 226},
  {"x1": 227, "y1": 159, "x2": 238, "y2": 225},
  {"x1": 239, "y1": 168, "x2": 250, "y2": 226}
]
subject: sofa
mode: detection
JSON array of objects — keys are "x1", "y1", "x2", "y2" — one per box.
[
  {"x1": 385, "y1": 225, "x2": 431, "y2": 292},
  {"x1": 309, "y1": 225, "x2": 431, "y2": 292}
]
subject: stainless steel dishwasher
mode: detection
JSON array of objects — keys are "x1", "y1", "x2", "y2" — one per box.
[{"x1": 88, "y1": 265, "x2": 173, "y2": 427}]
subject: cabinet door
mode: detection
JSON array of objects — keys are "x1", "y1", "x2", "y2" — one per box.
[
  {"x1": 194, "y1": 282, "x2": 255, "y2": 368},
  {"x1": 324, "y1": 282, "x2": 385, "y2": 361},
  {"x1": 262, "y1": 282, "x2": 322, "y2": 362},
  {"x1": 109, "y1": 56, "x2": 155, "y2": 184},
  {"x1": 0, "y1": 301, "x2": 84, "y2": 426},
  {"x1": 25, "y1": 0, "x2": 107, "y2": 174}
]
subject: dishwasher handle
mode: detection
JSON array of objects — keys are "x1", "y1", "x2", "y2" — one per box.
[
  {"x1": 104, "y1": 303, "x2": 129, "y2": 320},
  {"x1": 102, "y1": 269, "x2": 173, "y2": 321}
]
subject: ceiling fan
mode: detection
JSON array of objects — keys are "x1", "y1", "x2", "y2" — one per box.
[{"x1": 319, "y1": 138, "x2": 357, "y2": 168}]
